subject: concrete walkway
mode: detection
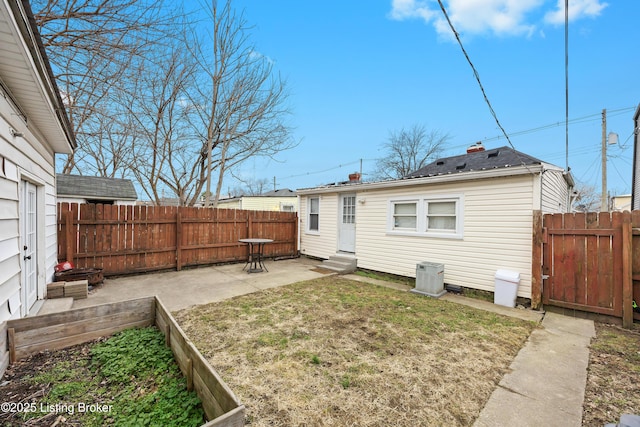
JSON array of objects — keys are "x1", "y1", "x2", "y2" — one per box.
[
  {"x1": 474, "y1": 311, "x2": 595, "y2": 427},
  {"x1": 38, "y1": 260, "x2": 595, "y2": 426}
]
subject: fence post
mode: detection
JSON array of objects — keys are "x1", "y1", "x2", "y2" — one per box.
[
  {"x1": 622, "y1": 214, "x2": 633, "y2": 328},
  {"x1": 65, "y1": 210, "x2": 75, "y2": 264},
  {"x1": 531, "y1": 210, "x2": 543, "y2": 310},
  {"x1": 176, "y1": 208, "x2": 182, "y2": 271},
  {"x1": 294, "y1": 213, "x2": 299, "y2": 256}
]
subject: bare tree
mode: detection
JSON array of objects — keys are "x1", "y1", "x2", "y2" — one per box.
[
  {"x1": 31, "y1": 0, "x2": 175, "y2": 176},
  {"x1": 572, "y1": 183, "x2": 601, "y2": 212},
  {"x1": 230, "y1": 177, "x2": 270, "y2": 196},
  {"x1": 374, "y1": 124, "x2": 449, "y2": 180},
  {"x1": 123, "y1": 39, "x2": 200, "y2": 205},
  {"x1": 188, "y1": 1, "x2": 296, "y2": 207},
  {"x1": 33, "y1": 0, "x2": 296, "y2": 205}
]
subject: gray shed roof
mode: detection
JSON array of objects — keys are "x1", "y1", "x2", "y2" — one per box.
[
  {"x1": 261, "y1": 188, "x2": 297, "y2": 197},
  {"x1": 56, "y1": 174, "x2": 137, "y2": 200},
  {"x1": 405, "y1": 146, "x2": 544, "y2": 179}
]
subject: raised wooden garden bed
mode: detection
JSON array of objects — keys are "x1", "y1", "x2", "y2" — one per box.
[{"x1": 0, "y1": 296, "x2": 245, "y2": 427}]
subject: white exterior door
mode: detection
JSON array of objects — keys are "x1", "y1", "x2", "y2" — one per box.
[
  {"x1": 21, "y1": 180, "x2": 38, "y2": 316},
  {"x1": 338, "y1": 194, "x2": 356, "y2": 253}
]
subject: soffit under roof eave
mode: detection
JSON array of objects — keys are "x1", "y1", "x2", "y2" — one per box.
[{"x1": 1, "y1": 0, "x2": 75, "y2": 153}]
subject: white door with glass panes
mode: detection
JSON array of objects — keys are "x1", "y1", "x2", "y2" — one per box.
[
  {"x1": 21, "y1": 181, "x2": 38, "y2": 316},
  {"x1": 338, "y1": 194, "x2": 356, "y2": 252}
]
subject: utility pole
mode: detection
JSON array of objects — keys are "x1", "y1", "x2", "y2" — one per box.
[{"x1": 601, "y1": 109, "x2": 607, "y2": 212}]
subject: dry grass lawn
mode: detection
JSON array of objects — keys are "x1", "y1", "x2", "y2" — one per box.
[
  {"x1": 174, "y1": 277, "x2": 537, "y2": 426},
  {"x1": 582, "y1": 323, "x2": 640, "y2": 426}
]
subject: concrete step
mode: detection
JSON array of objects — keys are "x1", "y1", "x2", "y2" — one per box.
[
  {"x1": 35, "y1": 297, "x2": 74, "y2": 316},
  {"x1": 318, "y1": 255, "x2": 357, "y2": 274}
]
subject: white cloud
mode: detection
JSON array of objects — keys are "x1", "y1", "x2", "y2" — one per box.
[
  {"x1": 390, "y1": 0, "x2": 607, "y2": 38},
  {"x1": 389, "y1": 0, "x2": 438, "y2": 21},
  {"x1": 544, "y1": 0, "x2": 608, "y2": 25},
  {"x1": 249, "y1": 50, "x2": 275, "y2": 65}
]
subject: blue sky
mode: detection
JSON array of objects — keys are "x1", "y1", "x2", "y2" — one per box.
[{"x1": 218, "y1": 0, "x2": 638, "y2": 197}]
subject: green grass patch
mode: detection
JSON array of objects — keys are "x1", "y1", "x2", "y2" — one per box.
[{"x1": 15, "y1": 327, "x2": 204, "y2": 427}]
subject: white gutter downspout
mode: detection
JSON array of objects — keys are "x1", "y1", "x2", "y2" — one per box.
[{"x1": 538, "y1": 168, "x2": 545, "y2": 212}]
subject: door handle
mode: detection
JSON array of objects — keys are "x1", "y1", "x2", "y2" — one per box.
[{"x1": 24, "y1": 255, "x2": 31, "y2": 260}]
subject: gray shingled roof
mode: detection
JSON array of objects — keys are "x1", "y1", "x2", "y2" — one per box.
[
  {"x1": 261, "y1": 188, "x2": 296, "y2": 197},
  {"x1": 56, "y1": 174, "x2": 137, "y2": 200},
  {"x1": 405, "y1": 146, "x2": 544, "y2": 179}
]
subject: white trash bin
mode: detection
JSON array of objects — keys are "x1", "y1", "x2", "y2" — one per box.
[{"x1": 494, "y1": 270, "x2": 520, "y2": 308}]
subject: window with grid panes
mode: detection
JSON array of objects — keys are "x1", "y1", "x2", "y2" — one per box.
[
  {"x1": 342, "y1": 196, "x2": 355, "y2": 224},
  {"x1": 308, "y1": 197, "x2": 319, "y2": 231}
]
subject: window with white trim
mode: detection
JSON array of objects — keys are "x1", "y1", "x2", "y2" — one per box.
[
  {"x1": 388, "y1": 195, "x2": 463, "y2": 238},
  {"x1": 426, "y1": 200, "x2": 456, "y2": 231},
  {"x1": 308, "y1": 197, "x2": 319, "y2": 232},
  {"x1": 280, "y1": 203, "x2": 295, "y2": 212},
  {"x1": 392, "y1": 201, "x2": 417, "y2": 230}
]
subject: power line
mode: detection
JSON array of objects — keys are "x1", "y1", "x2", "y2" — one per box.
[
  {"x1": 433, "y1": 0, "x2": 547, "y2": 179},
  {"x1": 275, "y1": 110, "x2": 633, "y2": 186},
  {"x1": 479, "y1": 107, "x2": 635, "y2": 144},
  {"x1": 610, "y1": 160, "x2": 629, "y2": 186},
  {"x1": 271, "y1": 106, "x2": 636, "y2": 187},
  {"x1": 435, "y1": 0, "x2": 517, "y2": 154},
  {"x1": 276, "y1": 159, "x2": 378, "y2": 182}
]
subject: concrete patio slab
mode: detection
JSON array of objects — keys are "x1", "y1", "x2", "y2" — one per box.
[{"x1": 69, "y1": 257, "x2": 332, "y2": 312}]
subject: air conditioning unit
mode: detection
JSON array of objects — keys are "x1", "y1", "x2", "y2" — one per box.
[{"x1": 411, "y1": 262, "x2": 446, "y2": 298}]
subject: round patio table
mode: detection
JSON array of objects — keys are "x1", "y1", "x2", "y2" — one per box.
[{"x1": 239, "y1": 238, "x2": 274, "y2": 273}]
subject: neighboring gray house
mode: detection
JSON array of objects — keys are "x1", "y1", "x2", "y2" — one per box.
[
  {"x1": 57, "y1": 174, "x2": 138, "y2": 205},
  {"x1": 297, "y1": 145, "x2": 574, "y2": 301},
  {"x1": 632, "y1": 104, "x2": 640, "y2": 210},
  {"x1": 0, "y1": 0, "x2": 75, "y2": 332}
]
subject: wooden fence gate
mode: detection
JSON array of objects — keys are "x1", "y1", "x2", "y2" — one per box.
[{"x1": 538, "y1": 211, "x2": 639, "y2": 327}]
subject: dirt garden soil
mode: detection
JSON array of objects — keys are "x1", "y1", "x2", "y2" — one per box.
[{"x1": 0, "y1": 339, "x2": 105, "y2": 426}]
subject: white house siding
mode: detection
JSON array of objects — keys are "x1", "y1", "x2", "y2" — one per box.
[
  {"x1": 241, "y1": 197, "x2": 298, "y2": 212},
  {"x1": 0, "y1": 156, "x2": 20, "y2": 322},
  {"x1": 45, "y1": 187, "x2": 58, "y2": 283},
  {"x1": 299, "y1": 194, "x2": 339, "y2": 260},
  {"x1": 540, "y1": 167, "x2": 571, "y2": 213},
  {"x1": 0, "y1": 96, "x2": 58, "y2": 322},
  {"x1": 217, "y1": 199, "x2": 242, "y2": 209},
  {"x1": 354, "y1": 174, "x2": 536, "y2": 298}
]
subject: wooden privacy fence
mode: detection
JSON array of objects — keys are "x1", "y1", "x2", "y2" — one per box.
[
  {"x1": 57, "y1": 203, "x2": 298, "y2": 276},
  {"x1": 533, "y1": 210, "x2": 639, "y2": 327}
]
